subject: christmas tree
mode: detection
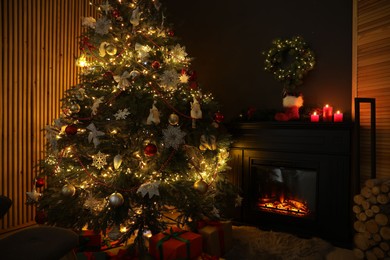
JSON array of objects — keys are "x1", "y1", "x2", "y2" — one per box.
[{"x1": 28, "y1": 0, "x2": 239, "y2": 250}]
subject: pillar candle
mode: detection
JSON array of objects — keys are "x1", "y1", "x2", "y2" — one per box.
[
  {"x1": 323, "y1": 104, "x2": 333, "y2": 122},
  {"x1": 310, "y1": 111, "x2": 319, "y2": 122},
  {"x1": 334, "y1": 110, "x2": 343, "y2": 122}
]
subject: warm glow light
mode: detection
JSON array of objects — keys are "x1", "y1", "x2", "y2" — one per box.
[
  {"x1": 334, "y1": 110, "x2": 343, "y2": 122},
  {"x1": 323, "y1": 104, "x2": 333, "y2": 122},
  {"x1": 310, "y1": 111, "x2": 319, "y2": 122},
  {"x1": 76, "y1": 55, "x2": 88, "y2": 67}
]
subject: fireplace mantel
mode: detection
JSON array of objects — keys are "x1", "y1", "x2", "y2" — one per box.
[{"x1": 227, "y1": 122, "x2": 353, "y2": 247}]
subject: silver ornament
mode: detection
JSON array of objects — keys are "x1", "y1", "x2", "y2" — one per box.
[
  {"x1": 168, "y1": 113, "x2": 179, "y2": 125},
  {"x1": 194, "y1": 180, "x2": 208, "y2": 194},
  {"x1": 109, "y1": 192, "x2": 124, "y2": 207},
  {"x1": 61, "y1": 184, "x2": 76, "y2": 197},
  {"x1": 113, "y1": 154, "x2": 123, "y2": 169},
  {"x1": 69, "y1": 103, "x2": 81, "y2": 113}
]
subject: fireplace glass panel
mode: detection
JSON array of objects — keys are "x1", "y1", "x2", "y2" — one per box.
[{"x1": 251, "y1": 163, "x2": 317, "y2": 219}]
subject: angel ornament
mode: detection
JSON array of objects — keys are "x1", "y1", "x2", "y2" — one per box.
[
  {"x1": 190, "y1": 97, "x2": 202, "y2": 128},
  {"x1": 146, "y1": 102, "x2": 160, "y2": 125}
]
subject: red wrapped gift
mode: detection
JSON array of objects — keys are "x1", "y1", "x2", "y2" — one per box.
[
  {"x1": 77, "y1": 230, "x2": 102, "y2": 252},
  {"x1": 76, "y1": 251, "x2": 108, "y2": 260},
  {"x1": 197, "y1": 220, "x2": 232, "y2": 257},
  {"x1": 149, "y1": 226, "x2": 203, "y2": 260}
]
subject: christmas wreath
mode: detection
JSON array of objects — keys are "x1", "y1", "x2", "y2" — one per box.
[{"x1": 264, "y1": 36, "x2": 315, "y2": 92}]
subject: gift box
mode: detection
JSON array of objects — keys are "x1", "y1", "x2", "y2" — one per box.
[
  {"x1": 76, "y1": 251, "x2": 109, "y2": 260},
  {"x1": 77, "y1": 230, "x2": 102, "y2": 252},
  {"x1": 197, "y1": 221, "x2": 232, "y2": 257},
  {"x1": 149, "y1": 226, "x2": 203, "y2": 260}
]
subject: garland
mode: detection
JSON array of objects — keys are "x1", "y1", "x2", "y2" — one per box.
[{"x1": 264, "y1": 36, "x2": 315, "y2": 92}]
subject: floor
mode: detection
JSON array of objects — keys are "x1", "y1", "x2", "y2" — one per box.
[{"x1": 326, "y1": 247, "x2": 358, "y2": 260}]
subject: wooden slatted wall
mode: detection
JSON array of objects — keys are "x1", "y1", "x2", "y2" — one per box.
[
  {"x1": 1, "y1": 0, "x2": 98, "y2": 233},
  {"x1": 355, "y1": 0, "x2": 390, "y2": 183}
]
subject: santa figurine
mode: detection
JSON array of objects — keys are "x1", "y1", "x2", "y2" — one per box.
[{"x1": 274, "y1": 93, "x2": 304, "y2": 121}]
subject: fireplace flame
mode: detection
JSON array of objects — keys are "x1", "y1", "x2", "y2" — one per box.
[{"x1": 257, "y1": 197, "x2": 310, "y2": 217}]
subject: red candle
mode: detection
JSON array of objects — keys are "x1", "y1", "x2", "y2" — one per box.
[
  {"x1": 323, "y1": 104, "x2": 333, "y2": 122},
  {"x1": 334, "y1": 110, "x2": 343, "y2": 122},
  {"x1": 310, "y1": 111, "x2": 319, "y2": 122}
]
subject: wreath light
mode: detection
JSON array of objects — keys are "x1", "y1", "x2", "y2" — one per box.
[{"x1": 264, "y1": 36, "x2": 315, "y2": 92}]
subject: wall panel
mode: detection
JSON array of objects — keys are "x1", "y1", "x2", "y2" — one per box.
[
  {"x1": 1, "y1": 0, "x2": 98, "y2": 233},
  {"x1": 355, "y1": 0, "x2": 390, "y2": 184}
]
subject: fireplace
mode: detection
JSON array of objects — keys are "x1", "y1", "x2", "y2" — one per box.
[
  {"x1": 251, "y1": 162, "x2": 316, "y2": 219},
  {"x1": 227, "y1": 122, "x2": 354, "y2": 248}
]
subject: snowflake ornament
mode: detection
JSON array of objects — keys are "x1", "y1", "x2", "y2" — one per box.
[
  {"x1": 160, "y1": 69, "x2": 180, "y2": 90},
  {"x1": 92, "y1": 151, "x2": 109, "y2": 169},
  {"x1": 170, "y1": 44, "x2": 188, "y2": 63},
  {"x1": 179, "y1": 73, "x2": 189, "y2": 84},
  {"x1": 95, "y1": 17, "x2": 110, "y2": 35},
  {"x1": 162, "y1": 125, "x2": 186, "y2": 150},
  {"x1": 137, "y1": 181, "x2": 161, "y2": 199},
  {"x1": 114, "y1": 108, "x2": 130, "y2": 120}
]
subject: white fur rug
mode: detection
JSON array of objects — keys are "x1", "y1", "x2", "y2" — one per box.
[{"x1": 224, "y1": 226, "x2": 334, "y2": 260}]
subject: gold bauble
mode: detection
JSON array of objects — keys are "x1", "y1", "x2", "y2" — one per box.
[
  {"x1": 194, "y1": 180, "x2": 208, "y2": 194},
  {"x1": 61, "y1": 184, "x2": 76, "y2": 197},
  {"x1": 106, "y1": 44, "x2": 117, "y2": 56},
  {"x1": 168, "y1": 113, "x2": 179, "y2": 125},
  {"x1": 113, "y1": 154, "x2": 123, "y2": 169}
]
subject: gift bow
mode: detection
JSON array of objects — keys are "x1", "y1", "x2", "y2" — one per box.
[{"x1": 157, "y1": 228, "x2": 191, "y2": 260}]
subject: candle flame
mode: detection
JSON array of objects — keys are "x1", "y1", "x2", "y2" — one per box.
[{"x1": 313, "y1": 111, "x2": 317, "y2": 115}]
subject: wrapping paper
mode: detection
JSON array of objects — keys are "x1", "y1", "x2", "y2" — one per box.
[
  {"x1": 149, "y1": 226, "x2": 203, "y2": 260},
  {"x1": 197, "y1": 221, "x2": 232, "y2": 257}
]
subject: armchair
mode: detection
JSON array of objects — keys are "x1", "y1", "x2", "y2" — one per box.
[{"x1": 0, "y1": 195, "x2": 79, "y2": 260}]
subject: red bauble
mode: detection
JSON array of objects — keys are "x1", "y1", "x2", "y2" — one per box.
[
  {"x1": 167, "y1": 30, "x2": 174, "y2": 37},
  {"x1": 151, "y1": 61, "x2": 161, "y2": 69},
  {"x1": 65, "y1": 124, "x2": 78, "y2": 135},
  {"x1": 189, "y1": 81, "x2": 198, "y2": 90},
  {"x1": 35, "y1": 210, "x2": 47, "y2": 224},
  {"x1": 112, "y1": 9, "x2": 120, "y2": 18},
  {"x1": 35, "y1": 177, "x2": 45, "y2": 188},
  {"x1": 144, "y1": 144, "x2": 157, "y2": 156},
  {"x1": 214, "y1": 112, "x2": 225, "y2": 123}
]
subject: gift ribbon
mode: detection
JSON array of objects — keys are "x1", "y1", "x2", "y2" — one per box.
[
  {"x1": 157, "y1": 228, "x2": 191, "y2": 260},
  {"x1": 198, "y1": 220, "x2": 226, "y2": 255}
]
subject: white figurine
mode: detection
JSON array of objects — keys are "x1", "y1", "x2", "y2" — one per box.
[{"x1": 146, "y1": 103, "x2": 160, "y2": 125}]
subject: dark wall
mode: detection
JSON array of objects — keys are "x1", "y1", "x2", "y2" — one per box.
[{"x1": 163, "y1": 0, "x2": 353, "y2": 121}]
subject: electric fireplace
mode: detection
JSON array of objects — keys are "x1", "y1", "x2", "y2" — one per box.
[
  {"x1": 251, "y1": 162, "x2": 316, "y2": 219},
  {"x1": 227, "y1": 122, "x2": 354, "y2": 247}
]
